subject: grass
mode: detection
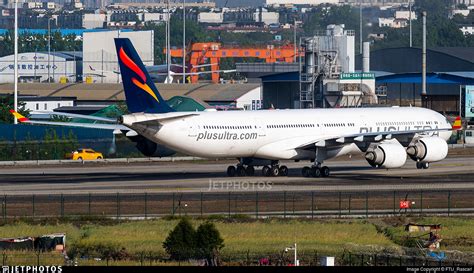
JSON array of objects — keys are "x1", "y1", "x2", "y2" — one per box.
[{"x1": 1, "y1": 216, "x2": 474, "y2": 265}]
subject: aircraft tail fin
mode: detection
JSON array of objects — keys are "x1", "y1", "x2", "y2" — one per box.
[{"x1": 114, "y1": 38, "x2": 174, "y2": 114}]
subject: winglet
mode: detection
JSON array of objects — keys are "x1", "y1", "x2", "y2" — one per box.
[
  {"x1": 9, "y1": 109, "x2": 29, "y2": 122},
  {"x1": 452, "y1": 116, "x2": 462, "y2": 130}
]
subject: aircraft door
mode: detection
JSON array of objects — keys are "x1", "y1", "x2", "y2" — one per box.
[
  {"x1": 255, "y1": 118, "x2": 266, "y2": 138},
  {"x1": 187, "y1": 118, "x2": 198, "y2": 138}
]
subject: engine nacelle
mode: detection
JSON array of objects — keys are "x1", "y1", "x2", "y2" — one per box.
[
  {"x1": 365, "y1": 141, "x2": 407, "y2": 168},
  {"x1": 406, "y1": 136, "x2": 448, "y2": 163},
  {"x1": 130, "y1": 135, "x2": 176, "y2": 157}
]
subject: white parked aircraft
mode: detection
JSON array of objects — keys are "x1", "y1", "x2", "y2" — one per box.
[{"x1": 12, "y1": 38, "x2": 461, "y2": 177}]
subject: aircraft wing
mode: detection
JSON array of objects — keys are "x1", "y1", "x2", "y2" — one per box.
[
  {"x1": 295, "y1": 126, "x2": 455, "y2": 150},
  {"x1": 31, "y1": 111, "x2": 118, "y2": 123},
  {"x1": 146, "y1": 65, "x2": 168, "y2": 73},
  {"x1": 186, "y1": 70, "x2": 237, "y2": 75},
  {"x1": 10, "y1": 110, "x2": 131, "y2": 132}
]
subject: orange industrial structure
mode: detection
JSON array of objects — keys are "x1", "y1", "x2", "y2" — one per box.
[{"x1": 166, "y1": 42, "x2": 301, "y2": 83}]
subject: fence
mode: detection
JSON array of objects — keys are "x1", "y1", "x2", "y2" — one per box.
[
  {"x1": 1, "y1": 190, "x2": 473, "y2": 220},
  {"x1": 1, "y1": 251, "x2": 473, "y2": 266}
]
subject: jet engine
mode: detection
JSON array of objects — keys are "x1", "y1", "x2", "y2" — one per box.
[
  {"x1": 365, "y1": 141, "x2": 407, "y2": 168},
  {"x1": 130, "y1": 135, "x2": 176, "y2": 157},
  {"x1": 406, "y1": 136, "x2": 448, "y2": 163}
]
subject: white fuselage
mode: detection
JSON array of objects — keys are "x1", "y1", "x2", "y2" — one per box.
[{"x1": 124, "y1": 107, "x2": 452, "y2": 160}]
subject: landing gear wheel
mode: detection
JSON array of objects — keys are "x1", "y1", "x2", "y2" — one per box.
[
  {"x1": 227, "y1": 166, "x2": 236, "y2": 177},
  {"x1": 245, "y1": 166, "x2": 255, "y2": 176},
  {"x1": 311, "y1": 167, "x2": 321, "y2": 178},
  {"x1": 416, "y1": 162, "x2": 430, "y2": 169},
  {"x1": 270, "y1": 166, "x2": 280, "y2": 177},
  {"x1": 262, "y1": 166, "x2": 271, "y2": 177},
  {"x1": 236, "y1": 165, "x2": 246, "y2": 176},
  {"x1": 279, "y1": 165, "x2": 288, "y2": 176},
  {"x1": 302, "y1": 166, "x2": 311, "y2": 177},
  {"x1": 321, "y1": 166, "x2": 330, "y2": 177}
]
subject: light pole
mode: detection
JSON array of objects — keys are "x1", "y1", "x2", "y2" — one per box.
[
  {"x1": 293, "y1": 20, "x2": 302, "y2": 63},
  {"x1": 285, "y1": 243, "x2": 298, "y2": 266},
  {"x1": 13, "y1": 0, "x2": 18, "y2": 124},
  {"x1": 409, "y1": 0, "x2": 412, "y2": 47},
  {"x1": 182, "y1": 0, "x2": 186, "y2": 83},
  {"x1": 166, "y1": 0, "x2": 171, "y2": 84},
  {"x1": 359, "y1": 2, "x2": 363, "y2": 54},
  {"x1": 48, "y1": 17, "x2": 52, "y2": 83}
]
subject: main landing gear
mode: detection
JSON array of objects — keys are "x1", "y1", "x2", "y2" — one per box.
[
  {"x1": 226, "y1": 164, "x2": 289, "y2": 177},
  {"x1": 301, "y1": 164, "x2": 331, "y2": 178}
]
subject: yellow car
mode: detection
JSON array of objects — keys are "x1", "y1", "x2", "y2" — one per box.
[{"x1": 67, "y1": 148, "x2": 104, "y2": 161}]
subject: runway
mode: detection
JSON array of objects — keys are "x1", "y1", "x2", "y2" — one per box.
[{"x1": 1, "y1": 154, "x2": 474, "y2": 195}]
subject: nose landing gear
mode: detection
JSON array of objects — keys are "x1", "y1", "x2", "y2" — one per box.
[{"x1": 416, "y1": 162, "x2": 430, "y2": 169}]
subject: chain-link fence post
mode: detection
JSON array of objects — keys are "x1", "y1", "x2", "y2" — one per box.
[
  {"x1": 60, "y1": 193, "x2": 64, "y2": 218},
  {"x1": 338, "y1": 192, "x2": 342, "y2": 218},
  {"x1": 393, "y1": 191, "x2": 396, "y2": 214},
  {"x1": 420, "y1": 190, "x2": 423, "y2": 216},
  {"x1": 200, "y1": 192, "x2": 203, "y2": 217},
  {"x1": 32, "y1": 194, "x2": 35, "y2": 219},
  {"x1": 88, "y1": 193, "x2": 91, "y2": 216},
  {"x1": 3, "y1": 194, "x2": 6, "y2": 223},
  {"x1": 144, "y1": 192, "x2": 148, "y2": 220},
  {"x1": 255, "y1": 191, "x2": 259, "y2": 219},
  {"x1": 172, "y1": 193, "x2": 175, "y2": 216},
  {"x1": 311, "y1": 191, "x2": 314, "y2": 219},
  {"x1": 292, "y1": 193, "x2": 295, "y2": 216},
  {"x1": 448, "y1": 191, "x2": 451, "y2": 216},
  {"x1": 365, "y1": 191, "x2": 369, "y2": 218},
  {"x1": 348, "y1": 194, "x2": 352, "y2": 215},
  {"x1": 283, "y1": 191, "x2": 287, "y2": 218},
  {"x1": 116, "y1": 192, "x2": 120, "y2": 220},
  {"x1": 228, "y1": 192, "x2": 231, "y2": 218}
]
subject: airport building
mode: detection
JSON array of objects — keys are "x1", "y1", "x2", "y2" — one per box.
[
  {"x1": 0, "y1": 52, "x2": 82, "y2": 83},
  {"x1": 82, "y1": 30, "x2": 154, "y2": 84}
]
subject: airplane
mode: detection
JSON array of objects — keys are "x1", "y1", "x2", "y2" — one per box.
[
  {"x1": 88, "y1": 63, "x2": 236, "y2": 83},
  {"x1": 147, "y1": 63, "x2": 237, "y2": 83},
  {"x1": 11, "y1": 38, "x2": 461, "y2": 178}
]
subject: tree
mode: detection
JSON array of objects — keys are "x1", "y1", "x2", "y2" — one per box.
[
  {"x1": 195, "y1": 222, "x2": 224, "y2": 266},
  {"x1": 162, "y1": 218, "x2": 196, "y2": 261},
  {"x1": 0, "y1": 95, "x2": 30, "y2": 124}
]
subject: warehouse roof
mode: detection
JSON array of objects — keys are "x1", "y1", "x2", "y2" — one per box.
[
  {"x1": 355, "y1": 47, "x2": 474, "y2": 74},
  {"x1": 0, "y1": 82, "x2": 261, "y2": 103}
]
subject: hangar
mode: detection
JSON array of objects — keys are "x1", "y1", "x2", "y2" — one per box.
[{"x1": 355, "y1": 47, "x2": 474, "y2": 113}]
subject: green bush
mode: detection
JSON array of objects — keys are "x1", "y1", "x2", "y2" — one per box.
[
  {"x1": 163, "y1": 219, "x2": 225, "y2": 264},
  {"x1": 195, "y1": 222, "x2": 224, "y2": 266},
  {"x1": 162, "y1": 218, "x2": 197, "y2": 261}
]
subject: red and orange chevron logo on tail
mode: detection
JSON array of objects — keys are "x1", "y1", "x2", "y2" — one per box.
[
  {"x1": 452, "y1": 116, "x2": 462, "y2": 130},
  {"x1": 119, "y1": 47, "x2": 159, "y2": 102}
]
